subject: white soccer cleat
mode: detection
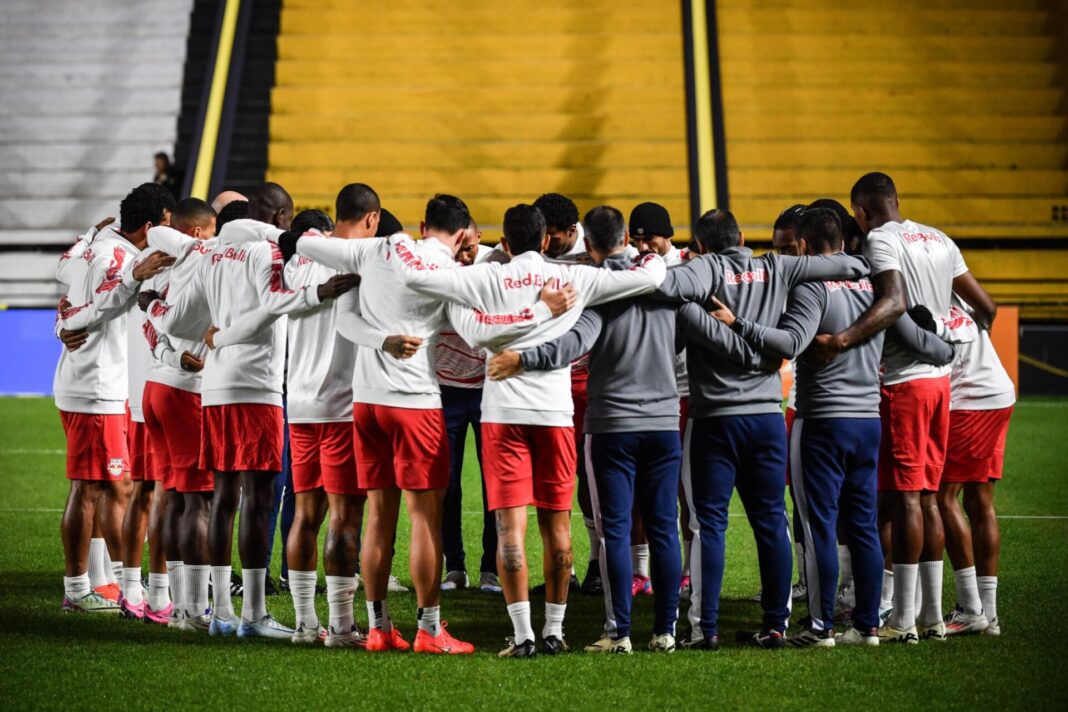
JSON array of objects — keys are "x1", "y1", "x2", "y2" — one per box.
[
  {"x1": 836, "y1": 626, "x2": 879, "y2": 646},
  {"x1": 440, "y1": 570, "x2": 469, "y2": 591},
  {"x1": 479, "y1": 572, "x2": 503, "y2": 593},
  {"x1": 791, "y1": 582, "x2": 808, "y2": 601},
  {"x1": 648, "y1": 633, "x2": 676, "y2": 652},
  {"x1": 984, "y1": 617, "x2": 1001, "y2": 636},
  {"x1": 584, "y1": 634, "x2": 632, "y2": 654},
  {"x1": 209, "y1": 613, "x2": 241, "y2": 636},
  {"x1": 237, "y1": 614, "x2": 295, "y2": 640},
  {"x1": 62, "y1": 591, "x2": 120, "y2": 614},
  {"x1": 291, "y1": 622, "x2": 327, "y2": 644},
  {"x1": 918, "y1": 620, "x2": 947, "y2": 641},
  {"x1": 387, "y1": 575, "x2": 409, "y2": 593},
  {"x1": 788, "y1": 628, "x2": 836, "y2": 648},
  {"x1": 879, "y1": 625, "x2": 919, "y2": 645},
  {"x1": 943, "y1": 606, "x2": 989, "y2": 636},
  {"x1": 325, "y1": 624, "x2": 367, "y2": 648}
]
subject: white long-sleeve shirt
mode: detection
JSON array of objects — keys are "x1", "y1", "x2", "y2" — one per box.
[
  {"x1": 152, "y1": 219, "x2": 320, "y2": 407},
  {"x1": 53, "y1": 228, "x2": 143, "y2": 414},
  {"x1": 295, "y1": 233, "x2": 555, "y2": 410},
  {"x1": 391, "y1": 237, "x2": 667, "y2": 426},
  {"x1": 283, "y1": 255, "x2": 356, "y2": 423},
  {"x1": 142, "y1": 226, "x2": 215, "y2": 394}
]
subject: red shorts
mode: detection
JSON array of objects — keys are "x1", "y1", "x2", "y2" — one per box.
[
  {"x1": 352, "y1": 403, "x2": 449, "y2": 491},
  {"x1": 200, "y1": 403, "x2": 284, "y2": 473},
  {"x1": 785, "y1": 406, "x2": 796, "y2": 486},
  {"x1": 941, "y1": 407, "x2": 1013, "y2": 484},
  {"x1": 59, "y1": 410, "x2": 129, "y2": 481},
  {"x1": 290, "y1": 422, "x2": 366, "y2": 496},
  {"x1": 481, "y1": 422, "x2": 576, "y2": 511},
  {"x1": 127, "y1": 418, "x2": 160, "y2": 482},
  {"x1": 143, "y1": 382, "x2": 213, "y2": 492},
  {"x1": 878, "y1": 376, "x2": 950, "y2": 492}
]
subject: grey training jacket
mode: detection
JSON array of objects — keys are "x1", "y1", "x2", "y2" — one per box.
[
  {"x1": 654, "y1": 246, "x2": 870, "y2": 418},
  {"x1": 520, "y1": 253, "x2": 760, "y2": 433}
]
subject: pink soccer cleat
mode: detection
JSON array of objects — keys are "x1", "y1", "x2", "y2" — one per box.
[{"x1": 143, "y1": 602, "x2": 174, "y2": 625}]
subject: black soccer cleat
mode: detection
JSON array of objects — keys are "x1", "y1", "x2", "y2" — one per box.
[
  {"x1": 498, "y1": 637, "x2": 537, "y2": 658},
  {"x1": 542, "y1": 635, "x2": 571, "y2": 655},
  {"x1": 581, "y1": 564, "x2": 603, "y2": 596},
  {"x1": 736, "y1": 629, "x2": 786, "y2": 649},
  {"x1": 681, "y1": 634, "x2": 720, "y2": 651}
]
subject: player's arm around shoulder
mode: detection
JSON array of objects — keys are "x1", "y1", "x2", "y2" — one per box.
[{"x1": 579, "y1": 252, "x2": 666, "y2": 307}]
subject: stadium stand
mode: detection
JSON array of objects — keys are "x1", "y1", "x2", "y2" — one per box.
[
  {"x1": 715, "y1": 0, "x2": 1068, "y2": 319},
  {"x1": 267, "y1": 0, "x2": 691, "y2": 232},
  {"x1": 0, "y1": 0, "x2": 193, "y2": 308}
]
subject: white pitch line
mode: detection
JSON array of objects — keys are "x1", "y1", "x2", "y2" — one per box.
[{"x1": 1, "y1": 448, "x2": 65, "y2": 455}]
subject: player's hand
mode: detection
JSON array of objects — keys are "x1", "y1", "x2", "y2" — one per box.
[
  {"x1": 317, "y1": 273, "x2": 361, "y2": 301},
  {"x1": 59, "y1": 328, "x2": 89, "y2": 351},
  {"x1": 180, "y1": 351, "x2": 204, "y2": 373},
  {"x1": 804, "y1": 333, "x2": 846, "y2": 369},
  {"x1": 383, "y1": 335, "x2": 422, "y2": 359},
  {"x1": 708, "y1": 296, "x2": 736, "y2": 327},
  {"x1": 488, "y1": 350, "x2": 523, "y2": 381},
  {"x1": 539, "y1": 278, "x2": 577, "y2": 317},
  {"x1": 132, "y1": 251, "x2": 176, "y2": 281},
  {"x1": 94, "y1": 217, "x2": 115, "y2": 232},
  {"x1": 907, "y1": 304, "x2": 937, "y2": 333},
  {"x1": 137, "y1": 289, "x2": 161, "y2": 312},
  {"x1": 204, "y1": 326, "x2": 219, "y2": 350}
]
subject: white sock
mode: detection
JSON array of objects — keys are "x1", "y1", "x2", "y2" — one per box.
[
  {"x1": 367, "y1": 599, "x2": 392, "y2": 632},
  {"x1": 88, "y1": 538, "x2": 109, "y2": 589},
  {"x1": 290, "y1": 570, "x2": 319, "y2": 629},
  {"x1": 64, "y1": 572, "x2": 91, "y2": 600},
  {"x1": 417, "y1": 605, "x2": 441, "y2": 637},
  {"x1": 123, "y1": 567, "x2": 144, "y2": 605},
  {"x1": 584, "y1": 517, "x2": 598, "y2": 563},
  {"x1": 507, "y1": 601, "x2": 535, "y2": 644},
  {"x1": 918, "y1": 560, "x2": 944, "y2": 628},
  {"x1": 167, "y1": 561, "x2": 183, "y2": 614},
  {"x1": 211, "y1": 565, "x2": 235, "y2": 620},
  {"x1": 241, "y1": 568, "x2": 267, "y2": 622},
  {"x1": 978, "y1": 576, "x2": 998, "y2": 621},
  {"x1": 148, "y1": 572, "x2": 170, "y2": 611},
  {"x1": 953, "y1": 566, "x2": 982, "y2": 615},
  {"x1": 682, "y1": 537, "x2": 692, "y2": 576},
  {"x1": 890, "y1": 563, "x2": 918, "y2": 630},
  {"x1": 109, "y1": 561, "x2": 122, "y2": 586},
  {"x1": 879, "y1": 569, "x2": 894, "y2": 611},
  {"x1": 632, "y1": 544, "x2": 650, "y2": 579},
  {"x1": 838, "y1": 545, "x2": 853, "y2": 588},
  {"x1": 543, "y1": 602, "x2": 566, "y2": 640},
  {"x1": 326, "y1": 575, "x2": 356, "y2": 634},
  {"x1": 189, "y1": 563, "x2": 211, "y2": 614}
]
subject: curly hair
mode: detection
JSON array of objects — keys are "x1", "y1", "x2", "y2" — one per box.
[
  {"x1": 532, "y1": 192, "x2": 578, "y2": 232},
  {"x1": 120, "y1": 182, "x2": 176, "y2": 233}
]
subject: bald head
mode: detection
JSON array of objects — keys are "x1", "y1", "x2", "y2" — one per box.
[
  {"x1": 247, "y1": 182, "x2": 294, "y2": 229},
  {"x1": 210, "y1": 190, "x2": 246, "y2": 214}
]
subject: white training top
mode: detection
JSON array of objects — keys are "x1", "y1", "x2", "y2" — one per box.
[
  {"x1": 946, "y1": 297, "x2": 1016, "y2": 411},
  {"x1": 392, "y1": 236, "x2": 666, "y2": 427},
  {"x1": 864, "y1": 219, "x2": 968, "y2": 386},
  {"x1": 283, "y1": 255, "x2": 356, "y2": 423},
  {"x1": 53, "y1": 227, "x2": 143, "y2": 414}
]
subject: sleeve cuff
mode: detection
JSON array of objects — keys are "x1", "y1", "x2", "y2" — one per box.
[
  {"x1": 520, "y1": 350, "x2": 538, "y2": 371},
  {"x1": 531, "y1": 301, "x2": 553, "y2": 324}
]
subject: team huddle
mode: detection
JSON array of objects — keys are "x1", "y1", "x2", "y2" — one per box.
[{"x1": 52, "y1": 172, "x2": 1013, "y2": 655}]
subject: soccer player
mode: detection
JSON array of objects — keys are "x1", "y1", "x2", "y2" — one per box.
[
  {"x1": 284, "y1": 195, "x2": 565, "y2": 655},
  {"x1": 631, "y1": 201, "x2": 696, "y2": 598},
  {"x1": 139, "y1": 198, "x2": 218, "y2": 630},
  {"x1": 437, "y1": 219, "x2": 502, "y2": 593},
  {"x1": 53, "y1": 183, "x2": 175, "y2": 612},
  {"x1": 262, "y1": 200, "x2": 364, "y2": 645},
  {"x1": 389, "y1": 202, "x2": 666, "y2": 657},
  {"x1": 937, "y1": 296, "x2": 1011, "y2": 636},
  {"x1": 708, "y1": 209, "x2": 888, "y2": 646},
  {"x1": 653, "y1": 208, "x2": 869, "y2": 649},
  {"x1": 489, "y1": 206, "x2": 683, "y2": 654},
  {"x1": 533, "y1": 192, "x2": 597, "y2": 593},
  {"x1": 809, "y1": 172, "x2": 995, "y2": 643}
]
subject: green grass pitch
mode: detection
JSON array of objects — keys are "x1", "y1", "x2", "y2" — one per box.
[{"x1": 1, "y1": 396, "x2": 1066, "y2": 709}]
